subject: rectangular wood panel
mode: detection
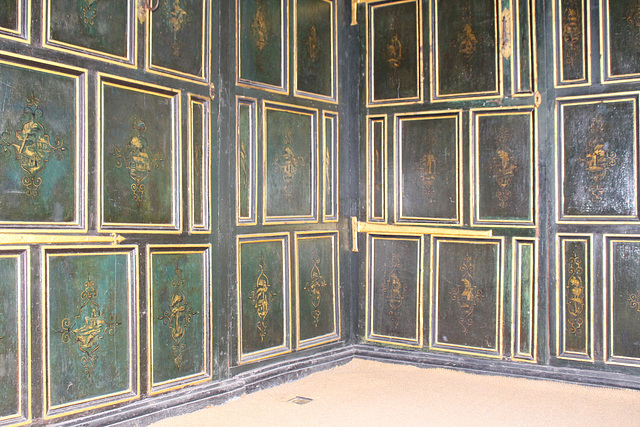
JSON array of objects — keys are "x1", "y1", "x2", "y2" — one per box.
[
  {"x1": 323, "y1": 112, "x2": 339, "y2": 222},
  {"x1": 0, "y1": 0, "x2": 28, "y2": 42},
  {"x1": 601, "y1": 0, "x2": 640, "y2": 84},
  {"x1": 189, "y1": 95, "x2": 211, "y2": 233},
  {"x1": 367, "y1": 115, "x2": 387, "y2": 222},
  {"x1": 236, "y1": 97, "x2": 257, "y2": 225},
  {"x1": 553, "y1": 0, "x2": 590, "y2": 86},
  {"x1": 512, "y1": 0, "x2": 537, "y2": 96},
  {"x1": 512, "y1": 238, "x2": 537, "y2": 362}
]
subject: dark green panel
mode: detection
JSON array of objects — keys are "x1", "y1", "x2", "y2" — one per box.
[
  {"x1": 607, "y1": 0, "x2": 640, "y2": 78},
  {"x1": 0, "y1": 0, "x2": 18, "y2": 31},
  {"x1": 265, "y1": 106, "x2": 314, "y2": 220},
  {"x1": 0, "y1": 62, "x2": 78, "y2": 224},
  {"x1": 559, "y1": 0, "x2": 585, "y2": 82},
  {"x1": 237, "y1": 101, "x2": 252, "y2": 220},
  {"x1": 152, "y1": 252, "x2": 205, "y2": 384},
  {"x1": 372, "y1": 1, "x2": 418, "y2": 102},
  {"x1": 296, "y1": 0, "x2": 333, "y2": 98},
  {"x1": 150, "y1": 0, "x2": 205, "y2": 78},
  {"x1": 476, "y1": 112, "x2": 532, "y2": 222},
  {"x1": 48, "y1": 253, "x2": 131, "y2": 407},
  {"x1": 238, "y1": 0, "x2": 284, "y2": 88},
  {"x1": 0, "y1": 255, "x2": 20, "y2": 418},
  {"x1": 400, "y1": 116, "x2": 457, "y2": 221},
  {"x1": 562, "y1": 240, "x2": 588, "y2": 354},
  {"x1": 240, "y1": 239, "x2": 286, "y2": 355},
  {"x1": 48, "y1": 0, "x2": 129, "y2": 59},
  {"x1": 102, "y1": 82, "x2": 175, "y2": 226},
  {"x1": 611, "y1": 240, "x2": 640, "y2": 360},
  {"x1": 514, "y1": 0, "x2": 534, "y2": 93},
  {"x1": 562, "y1": 99, "x2": 636, "y2": 218},
  {"x1": 191, "y1": 101, "x2": 204, "y2": 227},
  {"x1": 371, "y1": 119, "x2": 384, "y2": 220},
  {"x1": 436, "y1": 0, "x2": 498, "y2": 96},
  {"x1": 517, "y1": 242, "x2": 534, "y2": 356},
  {"x1": 298, "y1": 236, "x2": 336, "y2": 342},
  {"x1": 371, "y1": 238, "x2": 419, "y2": 341},
  {"x1": 324, "y1": 114, "x2": 337, "y2": 220},
  {"x1": 436, "y1": 241, "x2": 499, "y2": 350}
]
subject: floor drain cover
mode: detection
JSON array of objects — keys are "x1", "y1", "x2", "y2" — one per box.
[{"x1": 288, "y1": 396, "x2": 313, "y2": 405}]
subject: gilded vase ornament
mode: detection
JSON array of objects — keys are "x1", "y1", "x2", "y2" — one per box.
[
  {"x1": 78, "y1": 0, "x2": 99, "y2": 32},
  {"x1": 449, "y1": 254, "x2": 485, "y2": 334},
  {"x1": 158, "y1": 265, "x2": 199, "y2": 369},
  {"x1": 304, "y1": 258, "x2": 328, "y2": 328},
  {"x1": 248, "y1": 257, "x2": 277, "y2": 342},
  {"x1": 386, "y1": 16, "x2": 404, "y2": 93},
  {"x1": 566, "y1": 252, "x2": 585, "y2": 335},
  {"x1": 628, "y1": 291, "x2": 640, "y2": 312},
  {"x1": 111, "y1": 116, "x2": 164, "y2": 207},
  {"x1": 251, "y1": 0, "x2": 269, "y2": 72},
  {"x1": 457, "y1": 3, "x2": 478, "y2": 75},
  {"x1": 489, "y1": 130, "x2": 518, "y2": 208},
  {"x1": 55, "y1": 275, "x2": 121, "y2": 378},
  {"x1": 383, "y1": 254, "x2": 407, "y2": 331},
  {"x1": 1, "y1": 95, "x2": 65, "y2": 198},
  {"x1": 163, "y1": 0, "x2": 190, "y2": 56},
  {"x1": 580, "y1": 116, "x2": 617, "y2": 201},
  {"x1": 562, "y1": 0, "x2": 582, "y2": 67},
  {"x1": 419, "y1": 152, "x2": 437, "y2": 198},
  {"x1": 274, "y1": 128, "x2": 304, "y2": 200}
]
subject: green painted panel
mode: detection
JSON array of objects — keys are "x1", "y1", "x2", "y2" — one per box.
[
  {"x1": 102, "y1": 82, "x2": 175, "y2": 226},
  {"x1": 372, "y1": 1, "x2": 418, "y2": 102},
  {"x1": 559, "y1": 0, "x2": 585, "y2": 82},
  {"x1": 298, "y1": 236, "x2": 335, "y2": 342},
  {"x1": 323, "y1": 115, "x2": 336, "y2": 220},
  {"x1": 562, "y1": 240, "x2": 588, "y2": 354},
  {"x1": 152, "y1": 252, "x2": 205, "y2": 385},
  {"x1": 371, "y1": 119, "x2": 384, "y2": 220},
  {"x1": 296, "y1": 0, "x2": 333, "y2": 98},
  {"x1": 48, "y1": 253, "x2": 131, "y2": 407},
  {"x1": 150, "y1": 0, "x2": 205, "y2": 78},
  {"x1": 562, "y1": 99, "x2": 636, "y2": 218},
  {"x1": 0, "y1": 255, "x2": 20, "y2": 418},
  {"x1": 48, "y1": 0, "x2": 129, "y2": 58},
  {"x1": 238, "y1": 0, "x2": 284, "y2": 88},
  {"x1": 372, "y1": 238, "x2": 419, "y2": 341},
  {"x1": 436, "y1": 241, "x2": 499, "y2": 350},
  {"x1": 0, "y1": 62, "x2": 78, "y2": 224},
  {"x1": 191, "y1": 101, "x2": 205, "y2": 227},
  {"x1": 611, "y1": 240, "x2": 640, "y2": 359},
  {"x1": 515, "y1": 0, "x2": 534, "y2": 93},
  {"x1": 237, "y1": 102, "x2": 251, "y2": 220},
  {"x1": 240, "y1": 239, "x2": 286, "y2": 355},
  {"x1": 518, "y1": 243, "x2": 534, "y2": 356},
  {"x1": 607, "y1": 0, "x2": 640, "y2": 78},
  {"x1": 436, "y1": 0, "x2": 498, "y2": 96},
  {"x1": 0, "y1": 0, "x2": 18, "y2": 31}
]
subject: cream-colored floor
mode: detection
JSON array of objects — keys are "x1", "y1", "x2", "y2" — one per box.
[{"x1": 151, "y1": 359, "x2": 640, "y2": 426}]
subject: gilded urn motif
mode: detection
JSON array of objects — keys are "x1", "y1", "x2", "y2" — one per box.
[
  {"x1": 383, "y1": 255, "x2": 407, "y2": 331},
  {"x1": 249, "y1": 257, "x2": 277, "y2": 341},
  {"x1": 580, "y1": 117, "x2": 617, "y2": 201},
  {"x1": 164, "y1": 0, "x2": 190, "y2": 56},
  {"x1": 449, "y1": 254, "x2": 485, "y2": 334},
  {"x1": 304, "y1": 258, "x2": 328, "y2": 328},
  {"x1": 274, "y1": 128, "x2": 304, "y2": 199},
  {"x1": 566, "y1": 252, "x2": 585, "y2": 335}
]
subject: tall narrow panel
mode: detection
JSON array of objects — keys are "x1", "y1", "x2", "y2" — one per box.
[
  {"x1": 148, "y1": 246, "x2": 211, "y2": 393},
  {"x1": 295, "y1": 232, "x2": 340, "y2": 349},
  {"x1": 601, "y1": 0, "x2": 640, "y2": 83},
  {"x1": 0, "y1": 0, "x2": 27, "y2": 42},
  {"x1": 43, "y1": 246, "x2": 138, "y2": 418},
  {"x1": 431, "y1": 0, "x2": 501, "y2": 101},
  {"x1": 263, "y1": 102, "x2": 318, "y2": 224},
  {"x1": 98, "y1": 75, "x2": 181, "y2": 233},
  {"x1": 557, "y1": 94, "x2": 639, "y2": 223},
  {"x1": 236, "y1": 97, "x2": 257, "y2": 225},
  {"x1": 556, "y1": 236, "x2": 592, "y2": 361},
  {"x1": 294, "y1": 0, "x2": 336, "y2": 102},
  {"x1": 431, "y1": 238, "x2": 502, "y2": 358},
  {"x1": 43, "y1": 0, "x2": 135, "y2": 66},
  {"x1": 323, "y1": 112, "x2": 339, "y2": 222},
  {"x1": 237, "y1": 234, "x2": 291, "y2": 364},
  {"x1": 147, "y1": 0, "x2": 209, "y2": 82},
  {"x1": 512, "y1": 238, "x2": 537, "y2": 362},
  {"x1": 553, "y1": 0, "x2": 590, "y2": 86},
  {"x1": 472, "y1": 108, "x2": 536, "y2": 226},
  {"x1": 0, "y1": 54, "x2": 86, "y2": 230},
  {"x1": 237, "y1": 0, "x2": 287, "y2": 93},
  {"x1": 189, "y1": 96, "x2": 211, "y2": 233},
  {"x1": 367, "y1": 116, "x2": 386, "y2": 222},
  {"x1": 367, "y1": 0, "x2": 422, "y2": 106},
  {"x1": 512, "y1": 0, "x2": 537, "y2": 95},
  {"x1": 395, "y1": 111, "x2": 461, "y2": 224},
  {"x1": 367, "y1": 235, "x2": 422, "y2": 347}
]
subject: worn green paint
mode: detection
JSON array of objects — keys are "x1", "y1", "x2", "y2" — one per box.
[
  {"x1": 611, "y1": 240, "x2": 640, "y2": 360},
  {"x1": 296, "y1": 0, "x2": 332, "y2": 98},
  {"x1": 518, "y1": 243, "x2": 534, "y2": 356},
  {"x1": 608, "y1": 0, "x2": 640, "y2": 78},
  {"x1": 324, "y1": 116, "x2": 335, "y2": 219},
  {"x1": 237, "y1": 102, "x2": 251, "y2": 219},
  {"x1": 0, "y1": 0, "x2": 18, "y2": 31},
  {"x1": 563, "y1": 240, "x2": 587, "y2": 354},
  {"x1": 514, "y1": 0, "x2": 534, "y2": 93},
  {"x1": 560, "y1": 0, "x2": 585, "y2": 82},
  {"x1": 191, "y1": 102, "x2": 205, "y2": 226},
  {"x1": 0, "y1": 255, "x2": 20, "y2": 418}
]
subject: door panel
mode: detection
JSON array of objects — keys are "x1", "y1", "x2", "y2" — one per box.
[
  {"x1": 601, "y1": 0, "x2": 640, "y2": 84},
  {"x1": 512, "y1": 238, "x2": 537, "y2": 362},
  {"x1": 553, "y1": 0, "x2": 590, "y2": 86}
]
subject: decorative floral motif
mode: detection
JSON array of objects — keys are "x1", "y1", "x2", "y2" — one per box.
[
  {"x1": 304, "y1": 257, "x2": 328, "y2": 328},
  {"x1": 580, "y1": 116, "x2": 617, "y2": 201},
  {"x1": 163, "y1": 0, "x2": 190, "y2": 56},
  {"x1": 251, "y1": 0, "x2": 269, "y2": 72},
  {"x1": 628, "y1": 291, "x2": 640, "y2": 312},
  {"x1": 383, "y1": 254, "x2": 407, "y2": 331},
  {"x1": 274, "y1": 128, "x2": 304, "y2": 199},
  {"x1": 450, "y1": 254, "x2": 484, "y2": 334},
  {"x1": 566, "y1": 252, "x2": 585, "y2": 335},
  {"x1": 625, "y1": 1, "x2": 640, "y2": 30},
  {"x1": 419, "y1": 152, "x2": 437, "y2": 198},
  {"x1": 386, "y1": 16, "x2": 403, "y2": 92},
  {"x1": 489, "y1": 129, "x2": 518, "y2": 208},
  {"x1": 457, "y1": 3, "x2": 478, "y2": 75},
  {"x1": 78, "y1": 0, "x2": 99, "y2": 32},
  {"x1": 562, "y1": 0, "x2": 582, "y2": 67},
  {"x1": 248, "y1": 257, "x2": 277, "y2": 341}
]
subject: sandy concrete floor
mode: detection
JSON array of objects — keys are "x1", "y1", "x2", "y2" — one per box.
[{"x1": 151, "y1": 359, "x2": 640, "y2": 426}]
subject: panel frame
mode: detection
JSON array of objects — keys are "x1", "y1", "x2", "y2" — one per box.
[
  {"x1": 552, "y1": 0, "x2": 591, "y2": 87},
  {"x1": 511, "y1": 237, "x2": 538, "y2": 363},
  {"x1": 367, "y1": 114, "x2": 388, "y2": 223},
  {"x1": 0, "y1": 0, "x2": 30, "y2": 43},
  {"x1": 599, "y1": 0, "x2": 640, "y2": 84},
  {"x1": 510, "y1": 0, "x2": 538, "y2": 97},
  {"x1": 322, "y1": 111, "x2": 339, "y2": 222},
  {"x1": 236, "y1": 96, "x2": 258, "y2": 226},
  {"x1": 188, "y1": 94, "x2": 212, "y2": 233}
]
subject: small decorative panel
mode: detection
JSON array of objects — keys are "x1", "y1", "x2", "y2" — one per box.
[
  {"x1": 431, "y1": 237, "x2": 502, "y2": 358},
  {"x1": 43, "y1": 246, "x2": 138, "y2": 418},
  {"x1": 236, "y1": 0, "x2": 287, "y2": 93},
  {"x1": 0, "y1": 0, "x2": 28, "y2": 42},
  {"x1": 431, "y1": 0, "x2": 501, "y2": 101},
  {"x1": 367, "y1": 235, "x2": 422, "y2": 347},
  {"x1": 367, "y1": 0, "x2": 422, "y2": 106},
  {"x1": 237, "y1": 234, "x2": 291, "y2": 364},
  {"x1": 512, "y1": 238, "x2": 537, "y2": 362},
  {"x1": 294, "y1": 0, "x2": 337, "y2": 102},
  {"x1": 295, "y1": 232, "x2": 340, "y2": 349},
  {"x1": 98, "y1": 75, "x2": 181, "y2": 233},
  {"x1": 395, "y1": 111, "x2": 461, "y2": 224},
  {"x1": 147, "y1": 0, "x2": 209, "y2": 82},
  {"x1": 323, "y1": 112, "x2": 338, "y2": 222},
  {"x1": 263, "y1": 102, "x2": 318, "y2": 224},
  {"x1": 189, "y1": 95, "x2": 211, "y2": 233},
  {"x1": 0, "y1": 249, "x2": 29, "y2": 425},
  {"x1": 556, "y1": 235, "x2": 592, "y2": 361},
  {"x1": 553, "y1": 0, "x2": 590, "y2": 86},
  {"x1": 148, "y1": 245, "x2": 211, "y2": 394},
  {"x1": 236, "y1": 97, "x2": 257, "y2": 225},
  {"x1": 601, "y1": 0, "x2": 640, "y2": 83},
  {"x1": 0, "y1": 54, "x2": 86, "y2": 230},
  {"x1": 557, "y1": 94, "x2": 638, "y2": 223},
  {"x1": 471, "y1": 107, "x2": 536, "y2": 226},
  {"x1": 512, "y1": 0, "x2": 537, "y2": 96},
  {"x1": 367, "y1": 115, "x2": 387, "y2": 222},
  {"x1": 43, "y1": 0, "x2": 135, "y2": 66}
]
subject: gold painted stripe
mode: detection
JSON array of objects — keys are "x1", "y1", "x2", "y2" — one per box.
[{"x1": 0, "y1": 234, "x2": 124, "y2": 245}]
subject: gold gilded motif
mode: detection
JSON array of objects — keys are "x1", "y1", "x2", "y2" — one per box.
[
  {"x1": 78, "y1": 0, "x2": 99, "y2": 32},
  {"x1": 580, "y1": 117, "x2": 617, "y2": 201},
  {"x1": 449, "y1": 254, "x2": 485, "y2": 334},
  {"x1": 383, "y1": 254, "x2": 407, "y2": 331},
  {"x1": 274, "y1": 128, "x2": 304, "y2": 200},
  {"x1": 248, "y1": 257, "x2": 277, "y2": 341},
  {"x1": 419, "y1": 152, "x2": 437, "y2": 198},
  {"x1": 251, "y1": 0, "x2": 269, "y2": 72},
  {"x1": 489, "y1": 129, "x2": 518, "y2": 208},
  {"x1": 306, "y1": 25, "x2": 319, "y2": 63},
  {"x1": 111, "y1": 116, "x2": 164, "y2": 207},
  {"x1": 1, "y1": 95, "x2": 65, "y2": 198},
  {"x1": 158, "y1": 265, "x2": 199, "y2": 369},
  {"x1": 566, "y1": 252, "x2": 585, "y2": 335},
  {"x1": 304, "y1": 257, "x2": 328, "y2": 328},
  {"x1": 240, "y1": 139, "x2": 248, "y2": 191},
  {"x1": 562, "y1": 0, "x2": 582, "y2": 67},
  {"x1": 56, "y1": 275, "x2": 121, "y2": 378},
  {"x1": 625, "y1": 1, "x2": 640, "y2": 31},
  {"x1": 628, "y1": 291, "x2": 640, "y2": 312},
  {"x1": 457, "y1": 4, "x2": 479, "y2": 75},
  {"x1": 163, "y1": 0, "x2": 190, "y2": 56},
  {"x1": 386, "y1": 16, "x2": 403, "y2": 92}
]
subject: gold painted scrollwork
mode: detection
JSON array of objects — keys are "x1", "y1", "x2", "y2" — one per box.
[
  {"x1": 628, "y1": 291, "x2": 640, "y2": 312},
  {"x1": 79, "y1": 0, "x2": 99, "y2": 32},
  {"x1": 248, "y1": 257, "x2": 277, "y2": 342},
  {"x1": 580, "y1": 117, "x2": 617, "y2": 201},
  {"x1": 274, "y1": 128, "x2": 304, "y2": 200},
  {"x1": 386, "y1": 16, "x2": 404, "y2": 90},
  {"x1": 457, "y1": 3, "x2": 479, "y2": 76},
  {"x1": 450, "y1": 254, "x2": 485, "y2": 334},
  {"x1": 163, "y1": 0, "x2": 190, "y2": 56},
  {"x1": 489, "y1": 129, "x2": 518, "y2": 208},
  {"x1": 240, "y1": 139, "x2": 249, "y2": 191},
  {"x1": 383, "y1": 254, "x2": 407, "y2": 331},
  {"x1": 419, "y1": 152, "x2": 437, "y2": 198},
  {"x1": 566, "y1": 252, "x2": 585, "y2": 335},
  {"x1": 625, "y1": 1, "x2": 640, "y2": 34},
  {"x1": 304, "y1": 257, "x2": 328, "y2": 328},
  {"x1": 562, "y1": 0, "x2": 582, "y2": 67},
  {"x1": 251, "y1": 0, "x2": 270, "y2": 72}
]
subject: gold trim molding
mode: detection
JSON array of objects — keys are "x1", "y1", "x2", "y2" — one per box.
[{"x1": 0, "y1": 233, "x2": 125, "y2": 245}]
